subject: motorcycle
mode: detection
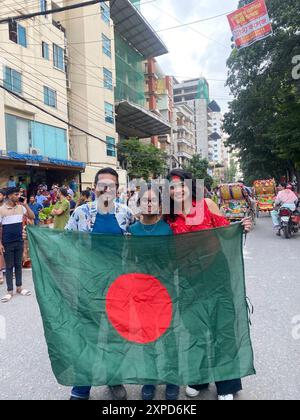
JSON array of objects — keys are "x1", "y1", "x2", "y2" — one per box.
[{"x1": 278, "y1": 206, "x2": 300, "y2": 239}]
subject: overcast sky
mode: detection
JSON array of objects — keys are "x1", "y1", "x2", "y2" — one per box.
[{"x1": 141, "y1": 0, "x2": 239, "y2": 113}]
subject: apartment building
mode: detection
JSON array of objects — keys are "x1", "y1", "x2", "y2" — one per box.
[
  {"x1": 173, "y1": 77, "x2": 210, "y2": 159},
  {"x1": 0, "y1": 0, "x2": 172, "y2": 189},
  {"x1": 0, "y1": 0, "x2": 83, "y2": 189},
  {"x1": 174, "y1": 102, "x2": 196, "y2": 167}
]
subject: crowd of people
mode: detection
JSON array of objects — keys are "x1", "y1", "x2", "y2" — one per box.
[{"x1": 0, "y1": 168, "x2": 252, "y2": 401}]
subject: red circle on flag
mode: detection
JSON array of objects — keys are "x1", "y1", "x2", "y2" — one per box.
[{"x1": 106, "y1": 273, "x2": 173, "y2": 344}]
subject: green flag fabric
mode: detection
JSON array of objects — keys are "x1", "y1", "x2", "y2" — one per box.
[{"x1": 28, "y1": 223, "x2": 255, "y2": 386}]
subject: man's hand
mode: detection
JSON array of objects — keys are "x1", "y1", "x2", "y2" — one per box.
[
  {"x1": 242, "y1": 217, "x2": 252, "y2": 233},
  {"x1": 0, "y1": 244, "x2": 5, "y2": 255}
]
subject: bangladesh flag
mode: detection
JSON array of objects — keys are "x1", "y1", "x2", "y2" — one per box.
[{"x1": 28, "y1": 224, "x2": 255, "y2": 386}]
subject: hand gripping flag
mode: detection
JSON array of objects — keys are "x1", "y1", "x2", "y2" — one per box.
[{"x1": 28, "y1": 224, "x2": 255, "y2": 386}]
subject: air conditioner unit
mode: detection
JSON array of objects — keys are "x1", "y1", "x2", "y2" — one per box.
[{"x1": 29, "y1": 147, "x2": 41, "y2": 155}]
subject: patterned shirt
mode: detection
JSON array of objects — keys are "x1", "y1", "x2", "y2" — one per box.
[{"x1": 65, "y1": 200, "x2": 134, "y2": 233}]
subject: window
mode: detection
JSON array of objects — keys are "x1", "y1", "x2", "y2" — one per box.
[
  {"x1": 44, "y1": 86, "x2": 57, "y2": 108},
  {"x1": 106, "y1": 136, "x2": 116, "y2": 157},
  {"x1": 102, "y1": 33, "x2": 111, "y2": 58},
  {"x1": 9, "y1": 21, "x2": 27, "y2": 47},
  {"x1": 103, "y1": 68, "x2": 113, "y2": 90},
  {"x1": 53, "y1": 43, "x2": 64, "y2": 71},
  {"x1": 5, "y1": 114, "x2": 31, "y2": 153},
  {"x1": 3, "y1": 67, "x2": 22, "y2": 94},
  {"x1": 105, "y1": 102, "x2": 114, "y2": 124},
  {"x1": 40, "y1": 0, "x2": 47, "y2": 12},
  {"x1": 101, "y1": 2, "x2": 110, "y2": 24},
  {"x1": 42, "y1": 42, "x2": 49, "y2": 60}
]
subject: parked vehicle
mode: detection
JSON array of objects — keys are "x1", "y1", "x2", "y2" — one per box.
[
  {"x1": 253, "y1": 179, "x2": 276, "y2": 217},
  {"x1": 219, "y1": 183, "x2": 250, "y2": 222}
]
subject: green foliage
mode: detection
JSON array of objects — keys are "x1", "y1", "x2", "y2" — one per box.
[
  {"x1": 39, "y1": 206, "x2": 54, "y2": 221},
  {"x1": 224, "y1": 0, "x2": 300, "y2": 187},
  {"x1": 184, "y1": 155, "x2": 213, "y2": 187},
  {"x1": 117, "y1": 138, "x2": 168, "y2": 180}
]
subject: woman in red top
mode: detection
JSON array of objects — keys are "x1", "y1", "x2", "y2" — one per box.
[{"x1": 166, "y1": 169, "x2": 252, "y2": 400}]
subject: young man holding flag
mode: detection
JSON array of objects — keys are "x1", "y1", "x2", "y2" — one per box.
[{"x1": 65, "y1": 167, "x2": 134, "y2": 400}]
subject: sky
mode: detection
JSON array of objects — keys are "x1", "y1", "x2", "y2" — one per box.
[{"x1": 140, "y1": 0, "x2": 239, "y2": 113}]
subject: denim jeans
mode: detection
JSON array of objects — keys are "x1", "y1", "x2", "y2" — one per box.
[
  {"x1": 71, "y1": 386, "x2": 91, "y2": 399},
  {"x1": 190, "y1": 378, "x2": 242, "y2": 395},
  {"x1": 3, "y1": 241, "x2": 24, "y2": 292},
  {"x1": 271, "y1": 204, "x2": 296, "y2": 227}
]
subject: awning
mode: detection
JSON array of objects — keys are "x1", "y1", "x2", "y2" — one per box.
[
  {"x1": 115, "y1": 101, "x2": 171, "y2": 138},
  {"x1": 110, "y1": 0, "x2": 168, "y2": 58},
  {"x1": 0, "y1": 152, "x2": 86, "y2": 172}
]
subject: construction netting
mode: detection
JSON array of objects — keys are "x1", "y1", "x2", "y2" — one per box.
[{"x1": 115, "y1": 33, "x2": 146, "y2": 107}]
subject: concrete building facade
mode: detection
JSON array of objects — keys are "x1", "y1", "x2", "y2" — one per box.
[{"x1": 173, "y1": 77, "x2": 210, "y2": 159}]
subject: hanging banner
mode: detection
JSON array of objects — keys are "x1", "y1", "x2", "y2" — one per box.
[{"x1": 227, "y1": 0, "x2": 272, "y2": 50}]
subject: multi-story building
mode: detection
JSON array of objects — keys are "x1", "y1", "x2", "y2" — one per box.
[
  {"x1": 208, "y1": 100, "x2": 223, "y2": 163},
  {"x1": 0, "y1": 0, "x2": 171, "y2": 190},
  {"x1": 173, "y1": 78, "x2": 210, "y2": 159},
  {"x1": 112, "y1": 0, "x2": 171, "y2": 145},
  {"x1": 174, "y1": 103, "x2": 196, "y2": 167},
  {"x1": 145, "y1": 58, "x2": 175, "y2": 155},
  {"x1": 0, "y1": 0, "x2": 85, "y2": 189}
]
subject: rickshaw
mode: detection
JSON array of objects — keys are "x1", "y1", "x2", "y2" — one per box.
[
  {"x1": 219, "y1": 183, "x2": 250, "y2": 222},
  {"x1": 253, "y1": 179, "x2": 276, "y2": 217}
]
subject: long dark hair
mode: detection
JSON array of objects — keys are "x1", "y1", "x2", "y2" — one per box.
[{"x1": 166, "y1": 168, "x2": 197, "y2": 221}]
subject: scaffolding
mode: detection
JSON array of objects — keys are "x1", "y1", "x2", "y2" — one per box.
[{"x1": 115, "y1": 33, "x2": 146, "y2": 107}]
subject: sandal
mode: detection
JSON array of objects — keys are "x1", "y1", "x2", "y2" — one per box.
[
  {"x1": 16, "y1": 288, "x2": 31, "y2": 296},
  {"x1": 1, "y1": 293, "x2": 13, "y2": 303}
]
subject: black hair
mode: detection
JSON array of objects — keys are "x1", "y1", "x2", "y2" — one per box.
[
  {"x1": 137, "y1": 183, "x2": 162, "y2": 208},
  {"x1": 94, "y1": 167, "x2": 119, "y2": 186},
  {"x1": 81, "y1": 190, "x2": 91, "y2": 200},
  {"x1": 59, "y1": 188, "x2": 68, "y2": 197},
  {"x1": 280, "y1": 182, "x2": 287, "y2": 189},
  {"x1": 6, "y1": 187, "x2": 20, "y2": 196},
  {"x1": 166, "y1": 168, "x2": 197, "y2": 221}
]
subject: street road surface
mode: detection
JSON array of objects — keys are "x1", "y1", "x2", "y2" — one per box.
[{"x1": 0, "y1": 216, "x2": 299, "y2": 400}]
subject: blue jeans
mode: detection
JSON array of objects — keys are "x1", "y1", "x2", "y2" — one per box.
[
  {"x1": 271, "y1": 204, "x2": 296, "y2": 227},
  {"x1": 71, "y1": 386, "x2": 91, "y2": 399}
]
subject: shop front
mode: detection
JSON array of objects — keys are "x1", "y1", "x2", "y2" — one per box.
[{"x1": 0, "y1": 151, "x2": 85, "y2": 196}]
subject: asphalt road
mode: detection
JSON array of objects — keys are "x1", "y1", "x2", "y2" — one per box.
[{"x1": 0, "y1": 216, "x2": 299, "y2": 400}]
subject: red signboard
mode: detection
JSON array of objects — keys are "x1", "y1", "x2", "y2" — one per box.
[{"x1": 227, "y1": 0, "x2": 272, "y2": 49}]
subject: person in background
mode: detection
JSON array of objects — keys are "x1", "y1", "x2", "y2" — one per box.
[
  {"x1": 7, "y1": 176, "x2": 16, "y2": 188},
  {"x1": 19, "y1": 178, "x2": 27, "y2": 197},
  {"x1": 76, "y1": 190, "x2": 90, "y2": 207},
  {"x1": 67, "y1": 194, "x2": 76, "y2": 216},
  {"x1": 35, "y1": 189, "x2": 48, "y2": 207},
  {"x1": 0, "y1": 190, "x2": 5, "y2": 285},
  {"x1": 271, "y1": 182, "x2": 299, "y2": 233},
  {"x1": 69, "y1": 178, "x2": 78, "y2": 194},
  {"x1": 28, "y1": 195, "x2": 43, "y2": 226},
  {"x1": 51, "y1": 188, "x2": 70, "y2": 230},
  {"x1": 50, "y1": 185, "x2": 59, "y2": 205},
  {"x1": 0, "y1": 188, "x2": 34, "y2": 303}
]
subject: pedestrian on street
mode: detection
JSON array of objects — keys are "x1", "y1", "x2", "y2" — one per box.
[
  {"x1": 0, "y1": 189, "x2": 6, "y2": 285},
  {"x1": 76, "y1": 190, "x2": 91, "y2": 207},
  {"x1": 7, "y1": 176, "x2": 16, "y2": 188},
  {"x1": 0, "y1": 187, "x2": 35, "y2": 303},
  {"x1": 166, "y1": 169, "x2": 252, "y2": 401},
  {"x1": 51, "y1": 188, "x2": 70, "y2": 230},
  {"x1": 28, "y1": 195, "x2": 43, "y2": 226},
  {"x1": 67, "y1": 194, "x2": 76, "y2": 216},
  {"x1": 66, "y1": 167, "x2": 134, "y2": 400}
]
